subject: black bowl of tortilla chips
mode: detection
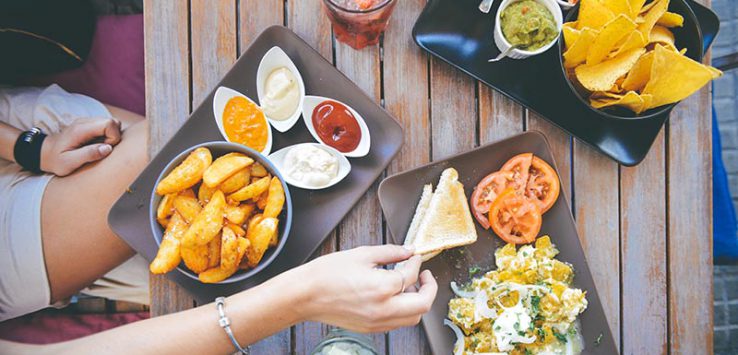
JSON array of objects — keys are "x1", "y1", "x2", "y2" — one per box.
[{"x1": 557, "y1": 0, "x2": 719, "y2": 120}]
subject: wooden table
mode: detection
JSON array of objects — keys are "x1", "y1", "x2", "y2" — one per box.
[{"x1": 144, "y1": 0, "x2": 714, "y2": 353}]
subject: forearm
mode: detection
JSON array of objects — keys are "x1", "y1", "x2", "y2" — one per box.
[
  {"x1": 46, "y1": 270, "x2": 312, "y2": 355},
  {"x1": 0, "y1": 121, "x2": 21, "y2": 163}
]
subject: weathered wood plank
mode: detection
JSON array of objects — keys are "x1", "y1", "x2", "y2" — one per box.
[
  {"x1": 667, "y1": 58, "x2": 713, "y2": 355},
  {"x1": 334, "y1": 39, "x2": 386, "y2": 354},
  {"x1": 286, "y1": 1, "x2": 337, "y2": 352},
  {"x1": 621, "y1": 128, "x2": 667, "y2": 354},
  {"x1": 572, "y1": 141, "x2": 620, "y2": 351},
  {"x1": 235, "y1": 1, "x2": 292, "y2": 353},
  {"x1": 143, "y1": 0, "x2": 195, "y2": 317},
  {"x1": 191, "y1": 0, "x2": 237, "y2": 107},
  {"x1": 383, "y1": 0, "x2": 431, "y2": 353},
  {"x1": 526, "y1": 113, "x2": 572, "y2": 206},
  {"x1": 430, "y1": 60, "x2": 477, "y2": 160},
  {"x1": 478, "y1": 85, "x2": 523, "y2": 145}
]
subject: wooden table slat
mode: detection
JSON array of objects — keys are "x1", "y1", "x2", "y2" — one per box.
[
  {"x1": 526, "y1": 113, "x2": 572, "y2": 206},
  {"x1": 430, "y1": 60, "x2": 477, "y2": 160}
]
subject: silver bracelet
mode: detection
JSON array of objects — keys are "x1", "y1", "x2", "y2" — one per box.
[{"x1": 215, "y1": 297, "x2": 249, "y2": 355}]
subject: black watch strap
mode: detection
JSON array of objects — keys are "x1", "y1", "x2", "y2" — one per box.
[{"x1": 13, "y1": 127, "x2": 47, "y2": 174}]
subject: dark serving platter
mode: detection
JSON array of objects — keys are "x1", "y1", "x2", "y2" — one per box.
[
  {"x1": 379, "y1": 131, "x2": 617, "y2": 354},
  {"x1": 412, "y1": 0, "x2": 718, "y2": 166},
  {"x1": 108, "y1": 26, "x2": 403, "y2": 303}
]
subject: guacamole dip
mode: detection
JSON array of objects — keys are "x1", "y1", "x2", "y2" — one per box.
[{"x1": 500, "y1": 0, "x2": 557, "y2": 51}]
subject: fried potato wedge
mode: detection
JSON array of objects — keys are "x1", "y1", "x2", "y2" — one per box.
[
  {"x1": 256, "y1": 191, "x2": 268, "y2": 210},
  {"x1": 225, "y1": 203, "x2": 254, "y2": 225},
  {"x1": 183, "y1": 190, "x2": 226, "y2": 247},
  {"x1": 156, "y1": 147, "x2": 212, "y2": 195},
  {"x1": 203, "y1": 153, "x2": 254, "y2": 188},
  {"x1": 174, "y1": 193, "x2": 202, "y2": 223},
  {"x1": 149, "y1": 212, "x2": 188, "y2": 274},
  {"x1": 199, "y1": 238, "x2": 249, "y2": 283},
  {"x1": 245, "y1": 217, "x2": 278, "y2": 268},
  {"x1": 250, "y1": 162, "x2": 268, "y2": 177},
  {"x1": 228, "y1": 176, "x2": 271, "y2": 202},
  {"x1": 227, "y1": 223, "x2": 246, "y2": 238},
  {"x1": 207, "y1": 233, "x2": 222, "y2": 269},
  {"x1": 220, "y1": 226, "x2": 240, "y2": 270},
  {"x1": 156, "y1": 193, "x2": 177, "y2": 224},
  {"x1": 198, "y1": 182, "x2": 217, "y2": 205},
  {"x1": 220, "y1": 168, "x2": 251, "y2": 194},
  {"x1": 181, "y1": 244, "x2": 210, "y2": 274},
  {"x1": 263, "y1": 177, "x2": 285, "y2": 219}
]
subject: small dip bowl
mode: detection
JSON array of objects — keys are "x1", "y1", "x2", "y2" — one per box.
[
  {"x1": 493, "y1": 0, "x2": 563, "y2": 60},
  {"x1": 301, "y1": 95, "x2": 371, "y2": 158},
  {"x1": 256, "y1": 46, "x2": 306, "y2": 133},
  {"x1": 268, "y1": 143, "x2": 351, "y2": 190},
  {"x1": 212, "y1": 86, "x2": 273, "y2": 155}
]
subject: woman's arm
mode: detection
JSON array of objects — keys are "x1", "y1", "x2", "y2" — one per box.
[
  {"x1": 0, "y1": 121, "x2": 22, "y2": 163},
  {"x1": 6, "y1": 245, "x2": 437, "y2": 355}
]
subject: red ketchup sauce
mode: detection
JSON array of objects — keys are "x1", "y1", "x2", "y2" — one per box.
[{"x1": 311, "y1": 100, "x2": 362, "y2": 153}]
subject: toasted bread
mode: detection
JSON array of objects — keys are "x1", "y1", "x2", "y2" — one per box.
[{"x1": 403, "y1": 168, "x2": 478, "y2": 260}]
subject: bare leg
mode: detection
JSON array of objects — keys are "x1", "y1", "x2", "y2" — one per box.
[
  {"x1": 41, "y1": 110, "x2": 148, "y2": 303},
  {"x1": 104, "y1": 104, "x2": 144, "y2": 128}
]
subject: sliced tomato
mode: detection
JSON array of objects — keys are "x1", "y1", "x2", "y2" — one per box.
[
  {"x1": 500, "y1": 153, "x2": 533, "y2": 192},
  {"x1": 471, "y1": 170, "x2": 515, "y2": 229},
  {"x1": 525, "y1": 157, "x2": 561, "y2": 213},
  {"x1": 489, "y1": 188, "x2": 542, "y2": 244}
]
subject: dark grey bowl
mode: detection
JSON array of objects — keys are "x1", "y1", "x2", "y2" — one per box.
[{"x1": 149, "y1": 141, "x2": 292, "y2": 284}]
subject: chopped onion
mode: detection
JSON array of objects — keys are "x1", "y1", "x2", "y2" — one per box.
[
  {"x1": 444, "y1": 319, "x2": 465, "y2": 355},
  {"x1": 474, "y1": 290, "x2": 497, "y2": 321},
  {"x1": 450, "y1": 281, "x2": 477, "y2": 298}
]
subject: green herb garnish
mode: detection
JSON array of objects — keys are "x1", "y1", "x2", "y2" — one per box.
[
  {"x1": 552, "y1": 329, "x2": 568, "y2": 344},
  {"x1": 594, "y1": 333, "x2": 603, "y2": 346}
]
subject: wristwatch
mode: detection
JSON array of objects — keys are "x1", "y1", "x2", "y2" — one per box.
[{"x1": 13, "y1": 127, "x2": 47, "y2": 174}]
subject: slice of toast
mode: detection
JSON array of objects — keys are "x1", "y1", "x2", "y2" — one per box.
[{"x1": 403, "y1": 168, "x2": 478, "y2": 260}]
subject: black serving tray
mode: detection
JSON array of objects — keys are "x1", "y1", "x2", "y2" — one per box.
[
  {"x1": 413, "y1": 0, "x2": 718, "y2": 166},
  {"x1": 108, "y1": 26, "x2": 404, "y2": 303}
]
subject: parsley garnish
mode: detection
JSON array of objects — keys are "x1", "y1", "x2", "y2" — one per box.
[
  {"x1": 552, "y1": 329, "x2": 568, "y2": 344},
  {"x1": 469, "y1": 266, "x2": 481, "y2": 276},
  {"x1": 530, "y1": 295, "x2": 541, "y2": 314},
  {"x1": 594, "y1": 333, "x2": 603, "y2": 346},
  {"x1": 524, "y1": 349, "x2": 533, "y2": 355}
]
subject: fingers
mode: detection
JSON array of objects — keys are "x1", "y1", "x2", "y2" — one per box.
[
  {"x1": 69, "y1": 118, "x2": 122, "y2": 147},
  {"x1": 384, "y1": 270, "x2": 437, "y2": 317},
  {"x1": 358, "y1": 244, "x2": 414, "y2": 266},
  {"x1": 60, "y1": 143, "x2": 113, "y2": 175},
  {"x1": 393, "y1": 255, "x2": 422, "y2": 289}
]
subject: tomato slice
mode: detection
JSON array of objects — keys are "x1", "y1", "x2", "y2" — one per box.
[
  {"x1": 524, "y1": 157, "x2": 561, "y2": 213},
  {"x1": 500, "y1": 153, "x2": 533, "y2": 192},
  {"x1": 471, "y1": 170, "x2": 515, "y2": 229},
  {"x1": 489, "y1": 188, "x2": 542, "y2": 244}
]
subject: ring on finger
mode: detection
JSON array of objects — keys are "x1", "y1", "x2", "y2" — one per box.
[{"x1": 393, "y1": 269, "x2": 406, "y2": 295}]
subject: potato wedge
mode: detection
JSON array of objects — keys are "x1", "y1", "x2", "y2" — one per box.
[
  {"x1": 250, "y1": 162, "x2": 268, "y2": 177},
  {"x1": 263, "y1": 177, "x2": 285, "y2": 218},
  {"x1": 245, "y1": 217, "x2": 278, "y2": 268},
  {"x1": 182, "y1": 190, "x2": 226, "y2": 247},
  {"x1": 269, "y1": 218, "x2": 280, "y2": 247},
  {"x1": 203, "y1": 153, "x2": 254, "y2": 188},
  {"x1": 247, "y1": 214, "x2": 264, "y2": 232},
  {"x1": 256, "y1": 191, "x2": 268, "y2": 210},
  {"x1": 156, "y1": 147, "x2": 212, "y2": 195},
  {"x1": 156, "y1": 193, "x2": 177, "y2": 222},
  {"x1": 220, "y1": 168, "x2": 251, "y2": 194},
  {"x1": 228, "y1": 176, "x2": 271, "y2": 202},
  {"x1": 198, "y1": 182, "x2": 217, "y2": 205},
  {"x1": 225, "y1": 203, "x2": 254, "y2": 225},
  {"x1": 199, "y1": 238, "x2": 249, "y2": 283},
  {"x1": 174, "y1": 194, "x2": 202, "y2": 223},
  {"x1": 180, "y1": 188, "x2": 196, "y2": 198},
  {"x1": 149, "y1": 213, "x2": 187, "y2": 274},
  {"x1": 207, "y1": 233, "x2": 222, "y2": 269},
  {"x1": 220, "y1": 226, "x2": 240, "y2": 270},
  {"x1": 227, "y1": 223, "x2": 246, "y2": 238},
  {"x1": 181, "y1": 244, "x2": 210, "y2": 274}
]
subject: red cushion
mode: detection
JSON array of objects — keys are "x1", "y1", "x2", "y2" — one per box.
[{"x1": 24, "y1": 14, "x2": 145, "y2": 116}]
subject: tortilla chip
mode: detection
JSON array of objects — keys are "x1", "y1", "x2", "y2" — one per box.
[
  {"x1": 564, "y1": 28, "x2": 599, "y2": 68},
  {"x1": 563, "y1": 24, "x2": 581, "y2": 47},
  {"x1": 609, "y1": 30, "x2": 646, "y2": 58},
  {"x1": 590, "y1": 90, "x2": 644, "y2": 111},
  {"x1": 637, "y1": 0, "x2": 668, "y2": 39},
  {"x1": 576, "y1": 48, "x2": 646, "y2": 91},
  {"x1": 603, "y1": 0, "x2": 632, "y2": 18},
  {"x1": 642, "y1": 45, "x2": 723, "y2": 108},
  {"x1": 639, "y1": 0, "x2": 658, "y2": 14},
  {"x1": 621, "y1": 50, "x2": 654, "y2": 92},
  {"x1": 629, "y1": 0, "x2": 647, "y2": 17},
  {"x1": 657, "y1": 11, "x2": 684, "y2": 27},
  {"x1": 587, "y1": 15, "x2": 637, "y2": 65},
  {"x1": 649, "y1": 25, "x2": 676, "y2": 50},
  {"x1": 578, "y1": 0, "x2": 616, "y2": 30}
]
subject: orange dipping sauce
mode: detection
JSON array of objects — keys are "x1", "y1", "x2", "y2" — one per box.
[{"x1": 222, "y1": 96, "x2": 268, "y2": 152}]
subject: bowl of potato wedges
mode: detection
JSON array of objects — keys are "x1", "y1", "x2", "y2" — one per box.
[{"x1": 149, "y1": 141, "x2": 292, "y2": 284}]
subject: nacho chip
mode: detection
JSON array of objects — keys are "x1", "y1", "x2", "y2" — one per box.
[
  {"x1": 576, "y1": 48, "x2": 646, "y2": 91},
  {"x1": 578, "y1": 0, "x2": 615, "y2": 30},
  {"x1": 638, "y1": 0, "x2": 658, "y2": 14},
  {"x1": 637, "y1": 0, "x2": 668, "y2": 39},
  {"x1": 564, "y1": 28, "x2": 599, "y2": 68},
  {"x1": 657, "y1": 11, "x2": 684, "y2": 28},
  {"x1": 603, "y1": 0, "x2": 632, "y2": 18},
  {"x1": 621, "y1": 50, "x2": 654, "y2": 92},
  {"x1": 587, "y1": 14, "x2": 637, "y2": 65},
  {"x1": 608, "y1": 27, "x2": 646, "y2": 58},
  {"x1": 590, "y1": 90, "x2": 644, "y2": 111},
  {"x1": 563, "y1": 24, "x2": 581, "y2": 47},
  {"x1": 629, "y1": 0, "x2": 647, "y2": 17},
  {"x1": 649, "y1": 25, "x2": 676, "y2": 49},
  {"x1": 642, "y1": 45, "x2": 722, "y2": 108}
]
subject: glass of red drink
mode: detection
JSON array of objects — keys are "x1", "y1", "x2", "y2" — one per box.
[{"x1": 321, "y1": 0, "x2": 398, "y2": 50}]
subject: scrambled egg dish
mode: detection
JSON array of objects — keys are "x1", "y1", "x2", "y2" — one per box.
[{"x1": 446, "y1": 236, "x2": 587, "y2": 355}]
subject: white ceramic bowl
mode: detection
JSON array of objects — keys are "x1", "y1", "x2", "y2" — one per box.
[
  {"x1": 212, "y1": 86, "x2": 273, "y2": 155},
  {"x1": 301, "y1": 95, "x2": 371, "y2": 158},
  {"x1": 268, "y1": 143, "x2": 352, "y2": 190},
  {"x1": 555, "y1": 0, "x2": 575, "y2": 10},
  {"x1": 493, "y1": 0, "x2": 563, "y2": 59},
  {"x1": 256, "y1": 46, "x2": 306, "y2": 133}
]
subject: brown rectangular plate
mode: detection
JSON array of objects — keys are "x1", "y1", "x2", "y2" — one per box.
[
  {"x1": 378, "y1": 131, "x2": 616, "y2": 354},
  {"x1": 107, "y1": 26, "x2": 403, "y2": 303}
]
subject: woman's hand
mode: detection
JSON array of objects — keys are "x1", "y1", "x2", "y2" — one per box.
[
  {"x1": 40, "y1": 118, "x2": 122, "y2": 176},
  {"x1": 294, "y1": 245, "x2": 438, "y2": 333}
]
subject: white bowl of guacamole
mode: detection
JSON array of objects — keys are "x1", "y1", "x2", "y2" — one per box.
[{"x1": 493, "y1": 0, "x2": 563, "y2": 59}]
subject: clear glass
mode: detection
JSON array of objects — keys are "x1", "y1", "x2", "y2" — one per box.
[
  {"x1": 321, "y1": 0, "x2": 398, "y2": 50},
  {"x1": 310, "y1": 328, "x2": 378, "y2": 355}
]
